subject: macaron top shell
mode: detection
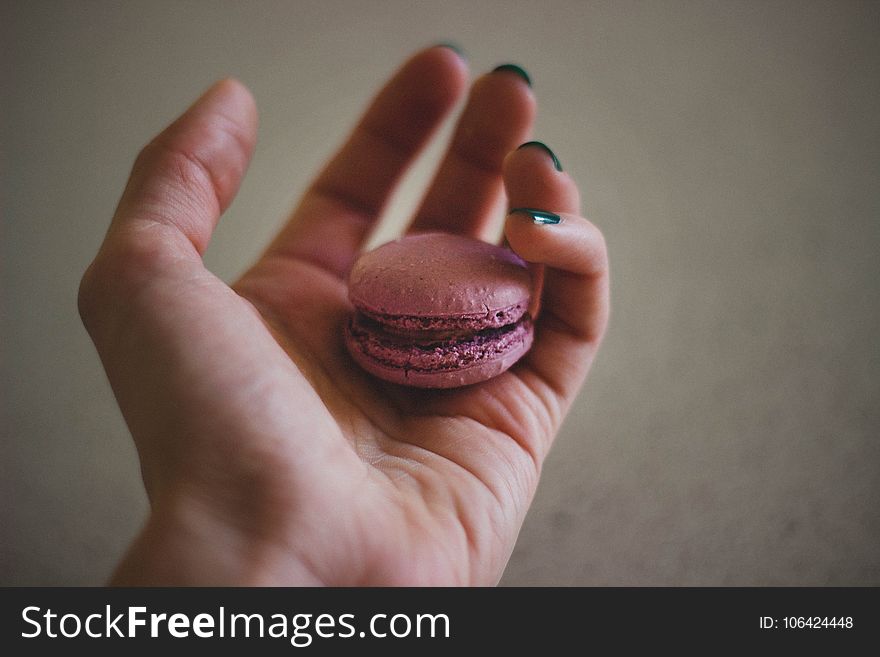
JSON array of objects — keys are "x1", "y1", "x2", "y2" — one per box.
[{"x1": 348, "y1": 233, "x2": 532, "y2": 318}]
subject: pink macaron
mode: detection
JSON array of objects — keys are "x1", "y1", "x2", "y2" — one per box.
[{"x1": 344, "y1": 232, "x2": 534, "y2": 388}]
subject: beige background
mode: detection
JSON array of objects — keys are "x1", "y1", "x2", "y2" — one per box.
[{"x1": 3, "y1": 0, "x2": 878, "y2": 585}]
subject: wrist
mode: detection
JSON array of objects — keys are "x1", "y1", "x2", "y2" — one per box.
[{"x1": 110, "y1": 488, "x2": 323, "y2": 586}]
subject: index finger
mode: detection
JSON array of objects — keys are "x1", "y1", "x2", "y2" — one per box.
[{"x1": 264, "y1": 46, "x2": 469, "y2": 277}]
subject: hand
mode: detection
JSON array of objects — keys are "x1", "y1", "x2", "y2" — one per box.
[{"x1": 79, "y1": 46, "x2": 609, "y2": 585}]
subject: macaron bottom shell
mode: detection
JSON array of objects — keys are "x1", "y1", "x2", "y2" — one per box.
[{"x1": 344, "y1": 315, "x2": 534, "y2": 389}]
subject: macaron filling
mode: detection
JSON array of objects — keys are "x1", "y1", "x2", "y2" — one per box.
[
  {"x1": 356, "y1": 301, "x2": 528, "y2": 339},
  {"x1": 346, "y1": 311, "x2": 533, "y2": 373}
]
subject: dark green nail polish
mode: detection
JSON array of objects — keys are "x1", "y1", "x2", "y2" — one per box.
[
  {"x1": 510, "y1": 208, "x2": 562, "y2": 225},
  {"x1": 434, "y1": 42, "x2": 466, "y2": 60},
  {"x1": 517, "y1": 141, "x2": 563, "y2": 171},
  {"x1": 492, "y1": 63, "x2": 531, "y2": 86}
]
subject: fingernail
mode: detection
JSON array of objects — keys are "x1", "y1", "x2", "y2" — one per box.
[
  {"x1": 517, "y1": 141, "x2": 563, "y2": 171},
  {"x1": 492, "y1": 63, "x2": 531, "y2": 87},
  {"x1": 434, "y1": 42, "x2": 467, "y2": 61},
  {"x1": 510, "y1": 208, "x2": 562, "y2": 225}
]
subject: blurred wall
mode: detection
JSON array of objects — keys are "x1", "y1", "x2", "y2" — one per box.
[{"x1": 2, "y1": 0, "x2": 878, "y2": 585}]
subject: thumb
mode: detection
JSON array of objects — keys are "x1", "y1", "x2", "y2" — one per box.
[
  {"x1": 111, "y1": 78, "x2": 258, "y2": 256},
  {"x1": 80, "y1": 79, "x2": 257, "y2": 336}
]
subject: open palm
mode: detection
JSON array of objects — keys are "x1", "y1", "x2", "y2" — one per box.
[{"x1": 79, "y1": 46, "x2": 608, "y2": 585}]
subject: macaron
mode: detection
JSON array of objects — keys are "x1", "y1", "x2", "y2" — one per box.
[{"x1": 344, "y1": 232, "x2": 534, "y2": 388}]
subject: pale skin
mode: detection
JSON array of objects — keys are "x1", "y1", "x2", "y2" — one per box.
[{"x1": 78, "y1": 46, "x2": 609, "y2": 585}]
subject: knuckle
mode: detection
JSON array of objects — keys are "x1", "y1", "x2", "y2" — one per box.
[
  {"x1": 77, "y1": 228, "x2": 178, "y2": 331},
  {"x1": 583, "y1": 220, "x2": 609, "y2": 277},
  {"x1": 135, "y1": 139, "x2": 212, "y2": 196},
  {"x1": 134, "y1": 114, "x2": 248, "y2": 214},
  {"x1": 77, "y1": 260, "x2": 104, "y2": 330}
]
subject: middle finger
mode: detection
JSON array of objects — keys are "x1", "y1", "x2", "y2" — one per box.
[{"x1": 407, "y1": 64, "x2": 535, "y2": 240}]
